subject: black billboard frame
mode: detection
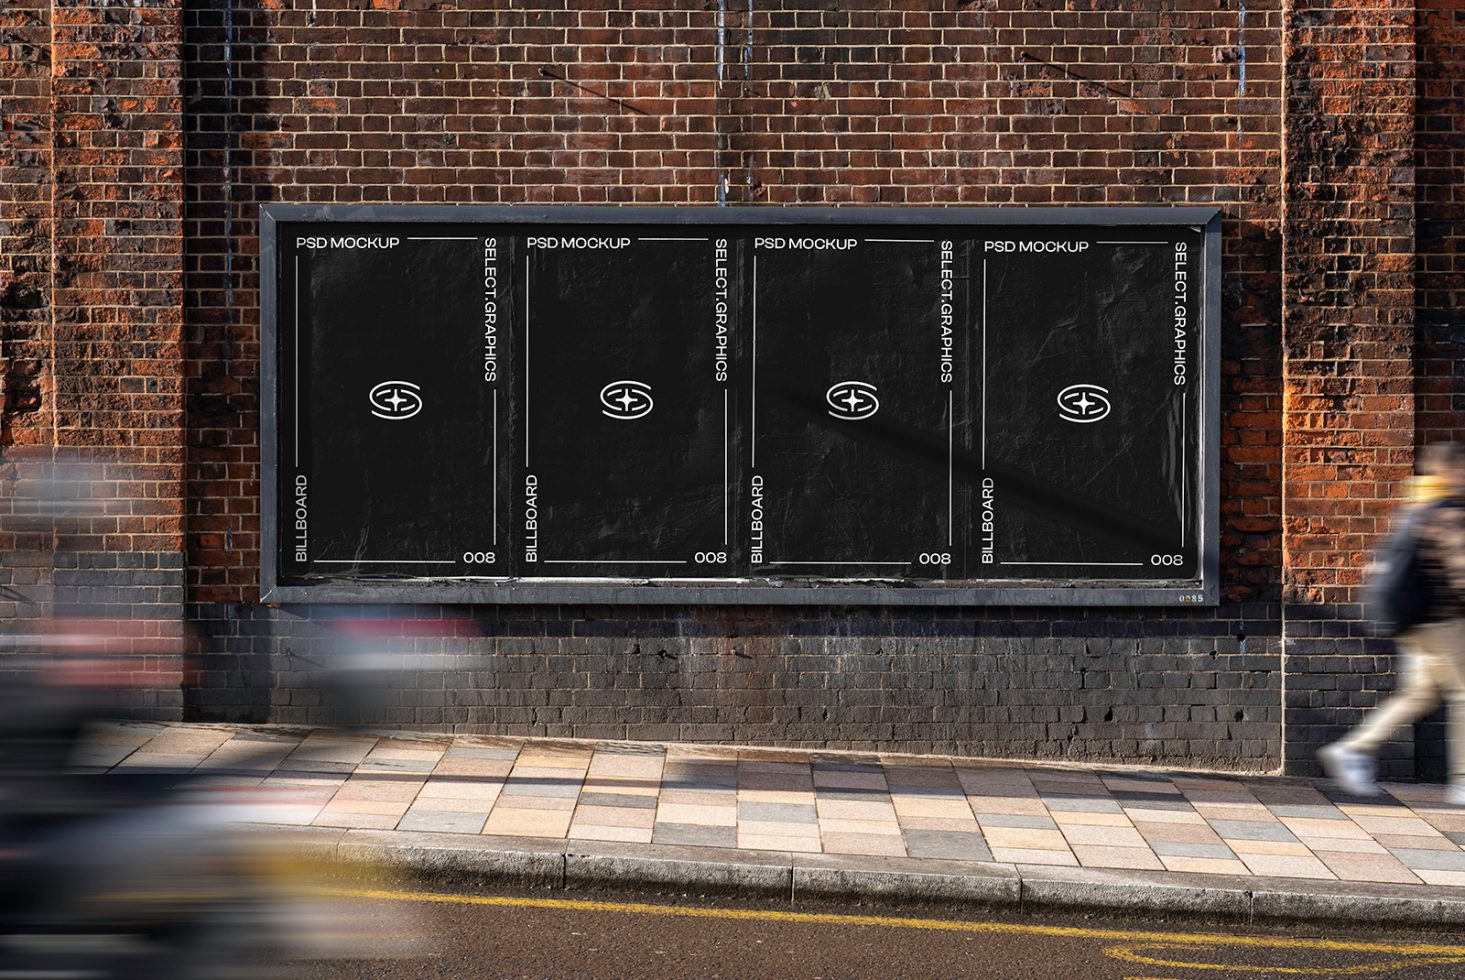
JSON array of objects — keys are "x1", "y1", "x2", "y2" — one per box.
[{"x1": 259, "y1": 204, "x2": 1222, "y2": 607}]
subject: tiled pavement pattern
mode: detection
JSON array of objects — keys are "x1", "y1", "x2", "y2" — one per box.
[{"x1": 83, "y1": 724, "x2": 1465, "y2": 888}]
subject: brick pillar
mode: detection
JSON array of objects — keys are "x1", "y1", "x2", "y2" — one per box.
[
  {"x1": 0, "y1": 2, "x2": 55, "y2": 623},
  {"x1": 0, "y1": 0, "x2": 187, "y2": 715},
  {"x1": 1281, "y1": 0, "x2": 1417, "y2": 774}
]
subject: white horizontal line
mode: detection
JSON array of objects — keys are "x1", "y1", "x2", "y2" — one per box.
[
  {"x1": 315, "y1": 559, "x2": 457, "y2": 565},
  {"x1": 758, "y1": 561, "x2": 909, "y2": 566},
  {"x1": 406, "y1": 237, "x2": 477, "y2": 241},
  {"x1": 998, "y1": 561, "x2": 1145, "y2": 567},
  {"x1": 639, "y1": 237, "x2": 710, "y2": 242},
  {"x1": 864, "y1": 239, "x2": 935, "y2": 244},
  {"x1": 1094, "y1": 240, "x2": 1168, "y2": 245},
  {"x1": 541, "y1": 559, "x2": 689, "y2": 565}
]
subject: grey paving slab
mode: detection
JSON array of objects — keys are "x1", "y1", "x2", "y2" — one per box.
[
  {"x1": 579, "y1": 792, "x2": 659, "y2": 810},
  {"x1": 739, "y1": 802, "x2": 818, "y2": 823},
  {"x1": 1042, "y1": 795, "x2": 1124, "y2": 814},
  {"x1": 972, "y1": 813, "x2": 1059, "y2": 830},
  {"x1": 1209, "y1": 819, "x2": 1299, "y2": 843},
  {"x1": 501, "y1": 777, "x2": 584, "y2": 798},
  {"x1": 1269, "y1": 805, "x2": 1349, "y2": 820},
  {"x1": 444, "y1": 746, "x2": 521, "y2": 761},
  {"x1": 652, "y1": 823, "x2": 738, "y2": 848},
  {"x1": 398, "y1": 810, "x2": 489, "y2": 834},
  {"x1": 815, "y1": 787, "x2": 891, "y2": 801},
  {"x1": 903, "y1": 829, "x2": 994, "y2": 862},
  {"x1": 1151, "y1": 842, "x2": 1237, "y2": 860},
  {"x1": 1388, "y1": 848, "x2": 1465, "y2": 872}
]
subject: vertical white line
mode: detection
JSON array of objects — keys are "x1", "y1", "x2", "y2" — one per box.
[
  {"x1": 752, "y1": 254, "x2": 758, "y2": 469},
  {"x1": 493, "y1": 389, "x2": 499, "y2": 546},
  {"x1": 724, "y1": 388, "x2": 730, "y2": 545},
  {"x1": 1181, "y1": 391, "x2": 1187, "y2": 549},
  {"x1": 948, "y1": 390, "x2": 954, "y2": 547},
  {"x1": 981, "y1": 259, "x2": 987, "y2": 470},
  {"x1": 293, "y1": 255, "x2": 299, "y2": 467},
  {"x1": 524, "y1": 264, "x2": 530, "y2": 468}
]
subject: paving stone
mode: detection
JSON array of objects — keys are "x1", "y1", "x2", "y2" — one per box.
[
  {"x1": 1389, "y1": 848, "x2": 1465, "y2": 872},
  {"x1": 972, "y1": 813, "x2": 1058, "y2": 830},
  {"x1": 578, "y1": 792, "x2": 659, "y2": 810},
  {"x1": 739, "y1": 802, "x2": 818, "y2": 824},
  {"x1": 398, "y1": 810, "x2": 489, "y2": 834},
  {"x1": 1151, "y1": 842, "x2": 1236, "y2": 860},
  {"x1": 902, "y1": 829, "x2": 992, "y2": 862},
  {"x1": 1208, "y1": 819, "x2": 1298, "y2": 842},
  {"x1": 652, "y1": 823, "x2": 738, "y2": 848}
]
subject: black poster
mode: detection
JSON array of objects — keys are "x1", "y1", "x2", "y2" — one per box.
[{"x1": 265, "y1": 207, "x2": 1218, "y2": 605}]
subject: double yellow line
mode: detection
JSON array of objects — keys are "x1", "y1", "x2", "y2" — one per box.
[{"x1": 321, "y1": 884, "x2": 1465, "y2": 974}]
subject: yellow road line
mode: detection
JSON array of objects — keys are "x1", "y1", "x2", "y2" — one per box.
[{"x1": 313, "y1": 885, "x2": 1465, "y2": 958}]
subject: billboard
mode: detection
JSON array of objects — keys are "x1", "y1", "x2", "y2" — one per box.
[{"x1": 261, "y1": 206, "x2": 1220, "y2": 605}]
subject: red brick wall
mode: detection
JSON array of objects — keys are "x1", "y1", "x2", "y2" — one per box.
[
  {"x1": 1418, "y1": 0, "x2": 1465, "y2": 446},
  {"x1": 1280, "y1": 0, "x2": 1419, "y2": 766},
  {"x1": 182, "y1": 0, "x2": 1286, "y2": 607},
  {"x1": 0, "y1": 0, "x2": 186, "y2": 712}
]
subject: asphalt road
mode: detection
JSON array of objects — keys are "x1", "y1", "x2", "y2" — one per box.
[{"x1": 306, "y1": 881, "x2": 1465, "y2": 979}]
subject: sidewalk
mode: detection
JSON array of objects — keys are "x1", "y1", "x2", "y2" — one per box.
[{"x1": 83, "y1": 723, "x2": 1465, "y2": 925}]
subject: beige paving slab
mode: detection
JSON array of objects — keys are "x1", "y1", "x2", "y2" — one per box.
[
  {"x1": 1347, "y1": 814, "x2": 1445, "y2": 837},
  {"x1": 1122, "y1": 807, "x2": 1206, "y2": 825},
  {"x1": 1158, "y1": 856, "x2": 1251, "y2": 876},
  {"x1": 483, "y1": 807, "x2": 572, "y2": 838},
  {"x1": 334, "y1": 777, "x2": 426, "y2": 803},
  {"x1": 1238, "y1": 854, "x2": 1335, "y2": 880},
  {"x1": 312, "y1": 811, "x2": 402, "y2": 830},
  {"x1": 992, "y1": 847, "x2": 1078, "y2": 867},
  {"x1": 409, "y1": 796, "x2": 497, "y2": 814},
  {"x1": 582, "y1": 776, "x2": 662, "y2": 797},
  {"x1": 1415, "y1": 869, "x2": 1465, "y2": 886},
  {"x1": 895, "y1": 815, "x2": 981, "y2": 833},
  {"x1": 660, "y1": 789, "x2": 737, "y2": 806},
  {"x1": 965, "y1": 796, "x2": 1051, "y2": 817},
  {"x1": 737, "y1": 834, "x2": 821, "y2": 853},
  {"x1": 656, "y1": 803, "x2": 738, "y2": 827},
  {"x1": 587, "y1": 753, "x2": 663, "y2": 778},
  {"x1": 1059, "y1": 824, "x2": 1148, "y2": 848},
  {"x1": 1303, "y1": 837, "x2": 1390, "y2": 855},
  {"x1": 983, "y1": 827, "x2": 1070, "y2": 850},
  {"x1": 740, "y1": 819, "x2": 821, "y2": 840},
  {"x1": 571, "y1": 805, "x2": 657, "y2": 830},
  {"x1": 1072, "y1": 845, "x2": 1165, "y2": 871},
  {"x1": 569, "y1": 824, "x2": 654, "y2": 844},
  {"x1": 817, "y1": 817, "x2": 905, "y2": 837},
  {"x1": 496, "y1": 794, "x2": 577, "y2": 813},
  {"x1": 1133, "y1": 821, "x2": 1225, "y2": 845},
  {"x1": 317, "y1": 798, "x2": 411, "y2": 817},
  {"x1": 816, "y1": 799, "x2": 899, "y2": 822},
  {"x1": 822, "y1": 832, "x2": 908, "y2": 857},
  {"x1": 1101, "y1": 777, "x2": 1183, "y2": 795},
  {"x1": 1317, "y1": 851, "x2": 1423, "y2": 884},
  {"x1": 433, "y1": 759, "x2": 515, "y2": 778},
  {"x1": 1227, "y1": 839, "x2": 1314, "y2": 857},
  {"x1": 739, "y1": 789, "x2": 816, "y2": 806},
  {"x1": 417, "y1": 778, "x2": 504, "y2": 801},
  {"x1": 1373, "y1": 833, "x2": 1460, "y2": 851},
  {"x1": 1051, "y1": 811, "x2": 1134, "y2": 828},
  {"x1": 891, "y1": 797, "x2": 975, "y2": 819},
  {"x1": 1278, "y1": 817, "x2": 1373, "y2": 840},
  {"x1": 1192, "y1": 803, "x2": 1275, "y2": 821}
]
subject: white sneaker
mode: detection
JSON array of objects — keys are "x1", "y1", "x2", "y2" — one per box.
[
  {"x1": 1447, "y1": 784, "x2": 1465, "y2": 807},
  {"x1": 1318, "y1": 743, "x2": 1380, "y2": 796}
]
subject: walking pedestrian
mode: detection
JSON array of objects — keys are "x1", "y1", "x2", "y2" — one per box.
[{"x1": 1319, "y1": 442, "x2": 1465, "y2": 803}]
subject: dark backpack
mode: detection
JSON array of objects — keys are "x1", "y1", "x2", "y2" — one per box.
[{"x1": 1367, "y1": 502, "x2": 1448, "y2": 637}]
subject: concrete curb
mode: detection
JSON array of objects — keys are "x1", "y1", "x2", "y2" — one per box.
[{"x1": 257, "y1": 824, "x2": 1465, "y2": 926}]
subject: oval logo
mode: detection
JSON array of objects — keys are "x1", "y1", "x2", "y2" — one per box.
[
  {"x1": 826, "y1": 381, "x2": 879, "y2": 421},
  {"x1": 369, "y1": 380, "x2": 423, "y2": 420},
  {"x1": 1056, "y1": 383, "x2": 1111, "y2": 423},
  {"x1": 600, "y1": 380, "x2": 654, "y2": 420}
]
